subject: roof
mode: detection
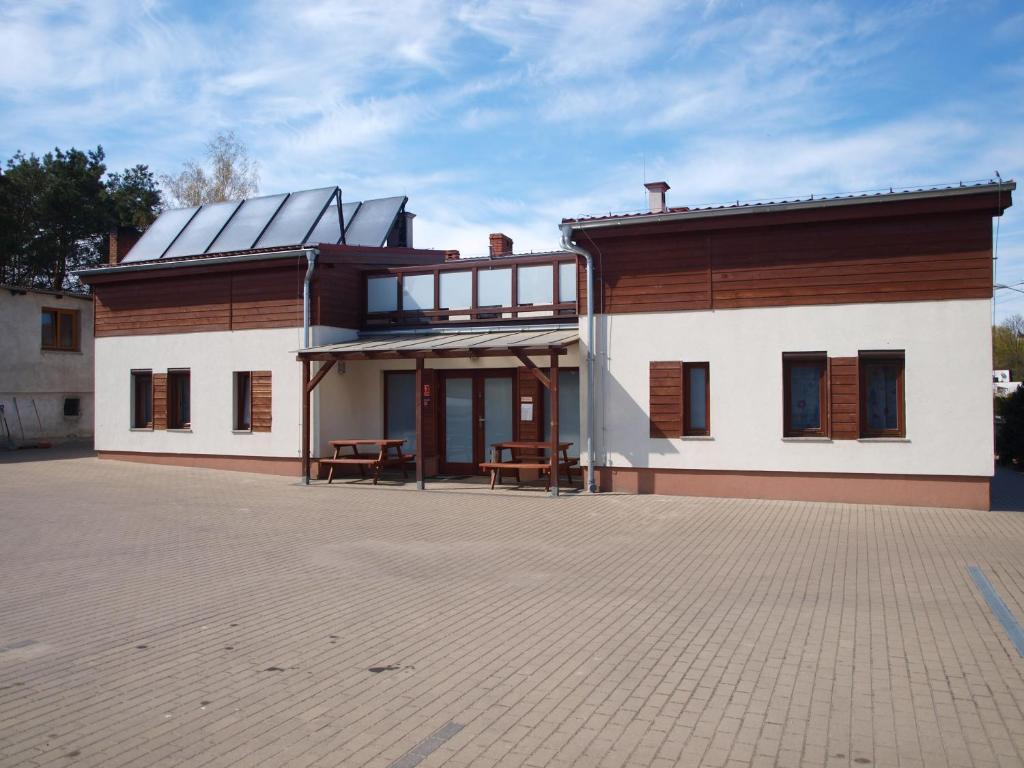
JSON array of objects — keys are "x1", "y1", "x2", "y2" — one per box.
[
  {"x1": 297, "y1": 327, "x2": 579, "y2": 360},
  {"x1": 563, "y1": 179, "x2": 1016, "y2": 229},
  {"x1": 2, "y1": 283, "x2": 92, "y2": 301},
  {"x1": 122, "y1": 187, "x2": 408, "y2": 264}
]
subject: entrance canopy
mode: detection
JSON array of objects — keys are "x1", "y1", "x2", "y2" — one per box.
[
  {"x1": 297, "y1": 328, "x2": 578, "y2": 361},
  {"x1": 296, "y1": 327, "x2": 579, "y2": 494}
]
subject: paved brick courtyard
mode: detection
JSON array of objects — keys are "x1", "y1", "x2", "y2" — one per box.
[{"x1": 2, "y1": 452, "x2": 1024, "y2": 768}]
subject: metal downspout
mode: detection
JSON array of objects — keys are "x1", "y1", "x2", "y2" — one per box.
[
  {"x1": 302, "y1": 247, "x2": 318, "y2": 486},
  {"x1": 560, "y1": 224, "x2": 598, "y2": 493}
]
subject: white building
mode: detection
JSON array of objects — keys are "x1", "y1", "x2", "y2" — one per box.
[{"x1": 0, "y1": 284, "x2": 94, "y2": 446}]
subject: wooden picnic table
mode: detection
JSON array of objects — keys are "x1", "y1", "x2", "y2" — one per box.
[
  {"x1": 323, "y1": 438, "x2": 413, "y2": 484},
  {"x1": 480, "y1": 441, "x2": 577, "y2": 491}
]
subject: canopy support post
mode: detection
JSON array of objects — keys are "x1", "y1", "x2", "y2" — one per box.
[
  {"x1": 302, "y1": 358, "x2": 311, "y2": 485},
  {"x1": 549, "y1": 350, "x2": 560, "y2": 498},
  {"x1": 415, "y1": 357, "x2": 425, "y2": 490}
]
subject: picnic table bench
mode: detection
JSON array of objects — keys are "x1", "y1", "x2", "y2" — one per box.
[
  {"x1": 323, "y1": 439, "x2": 413, "y2": 484},
  {"x1": 480, "y1": 441, "x2": 577, "y2": 491}
]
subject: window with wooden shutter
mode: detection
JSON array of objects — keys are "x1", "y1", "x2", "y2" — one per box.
[
  {"x1": 649, "y1": 361, "x2": 683, "y2": 438},
  {"x1": 251, "y1": 371, "x2": 272, "y2": 432}
]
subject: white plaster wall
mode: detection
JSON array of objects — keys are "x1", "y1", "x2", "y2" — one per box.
[
  {"x1": 95, "y1": 325, "x2": 354, "y2": 457},
  {"x1": 591, "y1": 299, "x2": 993, "y2": 477},
  {"x1": 0, "y1": 290, "x2": 94, "y2": 442}
]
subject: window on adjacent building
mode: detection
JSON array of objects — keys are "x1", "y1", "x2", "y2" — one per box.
[
  {"x1": 234, "y1": 371, "x2": 252, "y2": 431},
  {"x1": 167, "y1": 369, "x2": 191, "y2": 429},
  {"x1": 683, "y1": 362, "x2": 710, "y2": 436},
  {"x1": 131, "y1": 370, "x2": 153, "y2": 429},
  {"x1": 783, "y1": 353, "x2": 828, "y2": 437},
  {"x1": 64, "y1": 397, "x2": 80, "y2": 417},
  {"x1": 41, "y1": 308, "x2": 78, "y2": 351},
  {"x1": 859, "y1": 352, "x2": 905, "y2": 438}
]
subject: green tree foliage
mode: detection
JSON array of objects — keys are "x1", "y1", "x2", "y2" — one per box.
[
  {"x1": 0, "y1": 146, "x2": 162, "y2": 290},
  {"x1": 993, "y1": 314, "x2": 1024, "y2": 380},
  {"x1": 161, "y1": 131, "x2": 260, "y2": 207},
  {"x1": 996, "y1": 385, "x2": 1024, "y2": 467}
]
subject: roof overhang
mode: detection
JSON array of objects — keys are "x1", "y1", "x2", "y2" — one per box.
[
  {"x1": 565, "y1": 180, "x2": 1016, "y2": 232},
  {"x1": 296, "y1": 327, "x2": 579, "y2": 361}
]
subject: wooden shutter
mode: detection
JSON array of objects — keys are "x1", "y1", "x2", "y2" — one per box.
[
  {"x1": 829, "y1": 357, "x2": 859, "y2": 439},
  {"x1": 251, "y1": 371, "x2": 272, "y2": 432},
  {"x1": 650, "y1": 361, "x2": 683, "y2": 438},
  {"x1": 153, "y1": 373, "x2": 168, "y2": 430}
]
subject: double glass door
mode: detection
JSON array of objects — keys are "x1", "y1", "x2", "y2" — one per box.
[{"x1": 441, "y1": 371, "x2": 514, "y2": 474}]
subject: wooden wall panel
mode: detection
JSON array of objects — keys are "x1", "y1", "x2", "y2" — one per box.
[
  {"x1": 95, "y1": 275, "x2": 231, "y2": 336},
  {"x1": 588, "y1": 210, "x2": 994, "y2": 315},
  {"x1": 231, "y1": 268, "x2": 303, "y2": 330},
  {"x1": 251, "y1": 371, "x2": 272, "y2": 432},
  {"x1": 649, "y1": 361, "x2": 683, "y2": 438},
  {"x1": 313, "y1": 263, "x2": 362, "y2": 329},
  {"x1": 152, "y1": 373, "x2": 167, "y2": 430},
  {"x1": 829, "y1": 358, "x2": 859, "y2": 440},
  {"x1": 517, "y1": 367, "x2": 542, "y2": 441}
]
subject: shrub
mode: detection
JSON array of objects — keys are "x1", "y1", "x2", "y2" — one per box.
[{"x1": 996, "y1": 386, "x2": 1024, "y2": 467}]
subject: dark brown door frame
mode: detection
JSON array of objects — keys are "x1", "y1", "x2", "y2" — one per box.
[{"x1": 438, "y1": 369, "x2": 518, "y2": 475}]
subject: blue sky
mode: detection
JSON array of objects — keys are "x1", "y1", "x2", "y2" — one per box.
[{"x1": 2, "y1": 0, "x2": 1023, "y2": 319}]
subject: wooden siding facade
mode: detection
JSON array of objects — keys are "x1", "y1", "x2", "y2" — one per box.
[{"x1": 579, "y1": 199, "x2": 1004, "y2": 316}]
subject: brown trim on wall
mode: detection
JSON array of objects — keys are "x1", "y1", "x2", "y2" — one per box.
[
  {"x1": 649, "y1": 361, "x2": 683, "y2": 438},
  {"x1": 829, "y1": 357, "x2": 859, "y2": 439},
  {"x1": 98, "y1": 450, "x2": 305, "y2": 477},
  {"x1": 595, "y1": 466, "x2": 990, "y2": 510},
  {"x1": 152, "y1": 373, "x2": 168, "y2": 430},
  {"x1": 251, "y1": 371, "x2": 272, "y2": 432}
]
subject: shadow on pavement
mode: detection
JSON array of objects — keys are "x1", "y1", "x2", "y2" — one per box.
[
  {"x1": 991, "y1": 465, "x2": 1024, "y2": 512},
  {"x1": 0, "y1": 441, "x2": 95, "y2": 465}
]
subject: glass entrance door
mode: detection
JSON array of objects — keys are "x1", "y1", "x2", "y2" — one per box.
[{"x1": 440, "y1": 371, "x2": 514, "y2": 474}]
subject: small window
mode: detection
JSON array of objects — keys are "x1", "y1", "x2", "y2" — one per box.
[
  {"x1": 63, "y1": 397, "x2": 80, "y2": 417},
  {"x1": 402, "y1": 274, "x2": 434, "y2": 311},
  {"x1": 477, "y1": 268, "x2": 512, "y2": 307},
  {"x1": 558, "y1": 262, "x2": 577, "y2": 303},
  {"x1": 131, "y1": 370, "x2": 153, "y2": 429},
  {"x1": 41, "y1": 308, "x2": 78, "y2": 351},
  {"x1": 860, "y1": 352, "x2": 905, "y2": 437},
  {"x1": 367, "y1": 275, "x2": 398, "y2": 312},
  {"x1": 167, "y1": 369, "x2": 191, "y2": 430},
  {"x1": 234, "y1": 371, "x2": 252, "y2": 431},
  {"x1": 517, "y1": 265, "x2": 553, "y2": 306},
  {"x1": 683, "y1": 363, "x2": 710, "y2": 436},
  {"x1": 783, "y1": 353, "x2": 828, "y2": 437},
  {"x1": 439, "y1": 271, "x2": 472, "y2": 310}
]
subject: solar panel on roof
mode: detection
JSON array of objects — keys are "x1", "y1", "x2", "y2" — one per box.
[
  {"x1": 343, "y1": 196, "x2": 405, "y2": 247},
  {"x1": 307, "y1": 203, "x2": 342, "y2": 245},
  {"x1": 207, "y1": 193, "x2": 288, "y2": 254},
  {"x1": 255, "y1": 187, "x2": 338, "y2": 249},
  {"x1": 341, "y1": 202, "x2": 361, "y2": 231},
  {"x1": 121, "y1": 206, "x2": 200, "y2": 263},
  {"x1": 162, "y1": 200, "x2": 241, "y2": 258}
]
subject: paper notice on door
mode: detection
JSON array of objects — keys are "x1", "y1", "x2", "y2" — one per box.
[{"x1": 520, "y1": 398, "x2": 534, "y2": 421}]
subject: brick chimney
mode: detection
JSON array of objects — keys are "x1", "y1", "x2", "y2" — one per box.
[
  {"x1": 644, "y1": 181, "x2": 670, "y2": 214},
  {"x1": 109, "y1": 226, "x2": 142, "y2": 265},
  {"x1": 443, "y1": 250, "x2": 461, "y2": 261},
  {"x1": 489, "y1": 233, "x2": 513, "y2": 257}
]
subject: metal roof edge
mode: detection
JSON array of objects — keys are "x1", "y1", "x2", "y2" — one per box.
[
  {"x1": 77, "y1": 247, "x2": 316, "y2": 278},
  {"x1": 566, "y1": 181, "x2": 1016, "y2": 231}
]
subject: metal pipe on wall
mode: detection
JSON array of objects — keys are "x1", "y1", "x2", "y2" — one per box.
[{"x1": 560, "y1": 224, "x2": 597, "y2": 493}]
